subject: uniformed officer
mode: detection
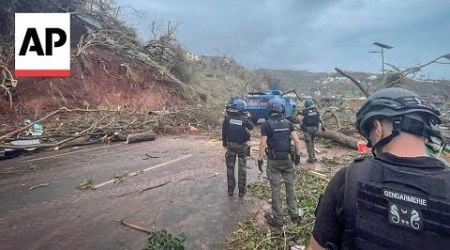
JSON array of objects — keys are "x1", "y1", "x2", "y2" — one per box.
[
  {"x1": 222, "y1": 99, "x2": 254, "y2": 197},
  {"x1": 258, "y1": 99, "x2": 302, "y2": 227},
  {"x1": 307, "y1": 88, "x2": 450, "y2": 250},
  {"x1": 299, "y1": 99, "x2": 324, "y2": 163}
]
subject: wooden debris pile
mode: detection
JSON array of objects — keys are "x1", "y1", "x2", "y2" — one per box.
[{"x1": 0, "y1": 106, "x2": 222, "y2": 151}]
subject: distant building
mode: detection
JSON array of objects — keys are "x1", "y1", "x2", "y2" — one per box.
[{"x1": 185, "y1": 52, "x2": 200, "y2": 61}]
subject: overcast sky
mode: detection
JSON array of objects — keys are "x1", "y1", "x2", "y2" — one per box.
[{"x1": 114, "y1": 0, "x2": 450, "y2": 79}]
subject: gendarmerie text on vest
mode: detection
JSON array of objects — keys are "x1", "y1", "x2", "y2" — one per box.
[{"x1": 383, "y1": 189, "x2": 427, "y2": 206}]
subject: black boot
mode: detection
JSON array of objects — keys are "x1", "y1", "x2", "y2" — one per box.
[
  {"x1": 291, "y1": 216, "x2": 301, "y2": 225},
  {"x1": 266, "y1": 216, "x2": 284, "y2": 228}
]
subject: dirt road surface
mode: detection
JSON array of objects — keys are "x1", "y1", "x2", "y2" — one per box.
[{"x1": 0, "y1": 135, "x2": 263, "y2": 250}]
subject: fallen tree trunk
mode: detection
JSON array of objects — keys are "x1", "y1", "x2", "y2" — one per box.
[
  {"x1": 317, "y1": 130, "x2": 359, "y2": 150},
  {"x1": 126, "y1": 131, "x2": 156, "y2": 144},
  {"x1": 109, "y1": 132, "x2": 128, "y2": 142}
]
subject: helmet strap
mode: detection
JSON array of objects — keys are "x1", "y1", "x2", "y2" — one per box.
[{"x1": 371, "y1": 116, "x2": 402, "y2": 156}]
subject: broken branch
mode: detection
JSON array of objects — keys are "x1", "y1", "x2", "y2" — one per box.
[
  {"x1": 139, "y1": 181, "x2": 171, "y2": 194},
  {"x1": 28, "y1": 183, "x2": 50, "y2": 190},
  {"x1": 115, "y1": 219, "x2": 154, "y2": 235},
  {"x1": 334, "y1": 68, "x2": 370, "y2": 97}
]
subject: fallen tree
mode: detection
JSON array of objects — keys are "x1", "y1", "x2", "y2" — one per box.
[
  {"x1": 126, "y1": 131, "x2": 156, "y2": 144},
  {"x1": 0, "y1": 105, "x2": 221, "y2": 151},
  {"x1": 317, "y1": 130, "x2": 359, "y2": 150}
]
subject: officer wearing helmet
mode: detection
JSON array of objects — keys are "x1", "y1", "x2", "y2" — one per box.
[
  {"x1": 258, "y1": 99, "x2": 302, "y2": 227},
  {"x1": 307, "y1": 88, "x2": 450, "y2": 250},
  {"x1": 222, "y1": 99, "x2": 254, "y2": 197},
  {"x1": 299, "y1": 98, "x2": 325, "y2": 163}
]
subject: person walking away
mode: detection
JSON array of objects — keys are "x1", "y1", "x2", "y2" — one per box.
[
  {"x1": 299, "y1": 99, "x2": 324, "y2": 163},
  {"x1": 258, "y1": 99, "x2": 302, "y2": 227},
  {"x1": 222, "y1": 99, "x2": 253, "y2": 197}
]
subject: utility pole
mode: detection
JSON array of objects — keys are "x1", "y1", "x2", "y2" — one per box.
[{"x1": 369, "y1": 42, "x2": 393, "y2": 76}]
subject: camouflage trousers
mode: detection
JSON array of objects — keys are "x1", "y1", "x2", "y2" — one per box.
[
  {"x1": 225, "y1": 142, "x2": 248, "y2": 193},
  {"x1": 303, "y1": 127, "x2": 318, "y2": 161},
  {"x1": 267, "y1": 158, "x2": 299, "y2": 224}
]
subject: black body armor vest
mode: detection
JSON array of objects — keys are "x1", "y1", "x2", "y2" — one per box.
[
  {"x1": 302, "y1": 108, "x2": 320, "y2": 128},
  {"x1": 225, "y1": 114, "x2": 249, "y2": 143},
  {"x1": 342, "y1": 155, "x2": 450, "y2": 250},
  {"x1": 266, "y1": 118, "x2": 291, "y2": 159}
]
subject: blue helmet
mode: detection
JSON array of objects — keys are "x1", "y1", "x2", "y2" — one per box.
[
  {"x1": 304, "y1": 99, "x2": 314, "y2": 108},
  {"x1": 230, "y1": 99, "x2": 246, "y2": 111},
  {"x1": 267, "y1": 99, "x2": 285, "y2": 114}
]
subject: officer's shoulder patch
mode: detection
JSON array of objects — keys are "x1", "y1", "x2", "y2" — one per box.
[{"x1": 229, "y1": 118, "x2": 243, "y2": 126}]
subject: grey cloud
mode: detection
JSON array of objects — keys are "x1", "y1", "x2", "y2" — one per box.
[{"x1": 115, "y1": 0, "x2": 450, "y2": 78}]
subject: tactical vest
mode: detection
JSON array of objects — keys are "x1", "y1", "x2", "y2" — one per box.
[
  {"x1": 302, "y1": 108, "x2": 320, "y2": 128},
  {"x1": 342, "y1": 155, "x2": 450, "y2": 250},
  {"x1": 266, "y1": 118, "x2": 291, "y2": 159},
  {"x1": 225, "y1": 114, "x2": 249, "y2": 143}
]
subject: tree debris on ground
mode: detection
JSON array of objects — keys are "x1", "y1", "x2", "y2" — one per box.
[
  {"x1": 27, "y1": 183, "x2": 50, "y2": 190},
  {"x1": 78, "y1": 178, "x2": 94, "y2": 190},
  {"x1": 143, "y1": 230, "x2": 186, "y2": 250},
  {"x1": 227, "y1": 152, "x2": 356, "y2": 249},
  {"x1": 0, "y1": 106, "x2": 222, "y2": 157},
  {"x1": 115, "y1": 219, "x2": 186, "y2": 250},
  {"x1": 115, "y1": 219, "x2": 154, "y2": 235},
  {"x1": 139, "y1": 181, "x2": 171, "y2": 195},
  {"x1": 227, "y1": 170, "x2": 327, "y2": 249},
  {"x1": 112, "y1": 172, "x2": 129, "y2": 184},
  {"x1": 316, "y1": 130, "x2": 360, "y2": 150},
  {"x1": 126, "y1": 131, "x2": 156, "y2": 144}
]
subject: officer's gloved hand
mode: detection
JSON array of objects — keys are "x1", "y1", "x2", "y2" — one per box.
[
  {"x1": 257, "y1": 160, "x2": 263, "y2": 172},
  {"x1": 294, "y1": 155, "x2": 301, "y2": 166}
]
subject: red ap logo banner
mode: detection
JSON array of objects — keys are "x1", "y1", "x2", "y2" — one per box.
[{"x1": 15, "y1": 13, "x2": 70, "y2": 77}]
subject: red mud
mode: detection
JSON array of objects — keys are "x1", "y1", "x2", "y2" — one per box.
[{"x1": 1, "y1": 48, "x2": 186, "y2": 122}]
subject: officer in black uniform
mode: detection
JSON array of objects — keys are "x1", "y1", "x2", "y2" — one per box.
[
  {"x1": 222, "y1": 99, "x2": 253, "y2": 197},
  {"x1": 299, "y1": 99, "x2": 324, "y2": 163},
  {"x1": 307, "y1": 88, "x2": 450, "y2": 250},
  {"x1": 258, "y1": 99, "x2": 302, "y2": 227}
]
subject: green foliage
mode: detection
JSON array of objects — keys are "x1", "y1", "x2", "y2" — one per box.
[
  {"x1": 143, "y1": 230, "x2": 186, "y2": 250},
  {"x1": 228, "y1": 171, "x2": 329, "y2": 249},
  {"x1": 78, "y1": 178, "x2": 94, "y2": 190}
]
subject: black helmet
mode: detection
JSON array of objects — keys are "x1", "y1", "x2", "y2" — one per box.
[
  {"x1": 230, "y1": 99, "x2": 246, "y2": 111},
  {"x1": 267, "y1": 99, "x2": 285, "y2": 114},
  {"x1": 356, "y1": 88, "x2": 441, "y2": 148},
  {"x1": 304, "y1": 99, "x2": 314, "y2": 108}
]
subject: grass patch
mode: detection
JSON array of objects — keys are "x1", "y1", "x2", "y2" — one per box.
[{"x1": 227, "y1": 170, "x2": 328, "y2": 249}]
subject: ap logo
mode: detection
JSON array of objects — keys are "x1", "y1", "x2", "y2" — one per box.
[{"x1": 15, "y1": 13, "x2": 71, "y2": 77}]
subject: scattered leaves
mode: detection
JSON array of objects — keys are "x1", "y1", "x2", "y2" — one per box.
[
  {"x1": 78, "y1": 178, "x2": 94, "y2": 190},
  {"x1": 227, "y1": 170, "x2": 328, "y2": 249},
  {"x1": 143, "y1": 230, "x2": 186, "y2": 250}
]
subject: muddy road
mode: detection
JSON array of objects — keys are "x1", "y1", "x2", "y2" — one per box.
[{"x1": 0, "y1": 135, "x2": 264, "y2": 250}]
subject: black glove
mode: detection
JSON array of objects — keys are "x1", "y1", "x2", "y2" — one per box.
[
  {"x1": 294, "y1": 155, "x2": 300, "y2": 166},
  {"x1": 257, "y1": 160, "x2": 263, "y2": 172}
]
